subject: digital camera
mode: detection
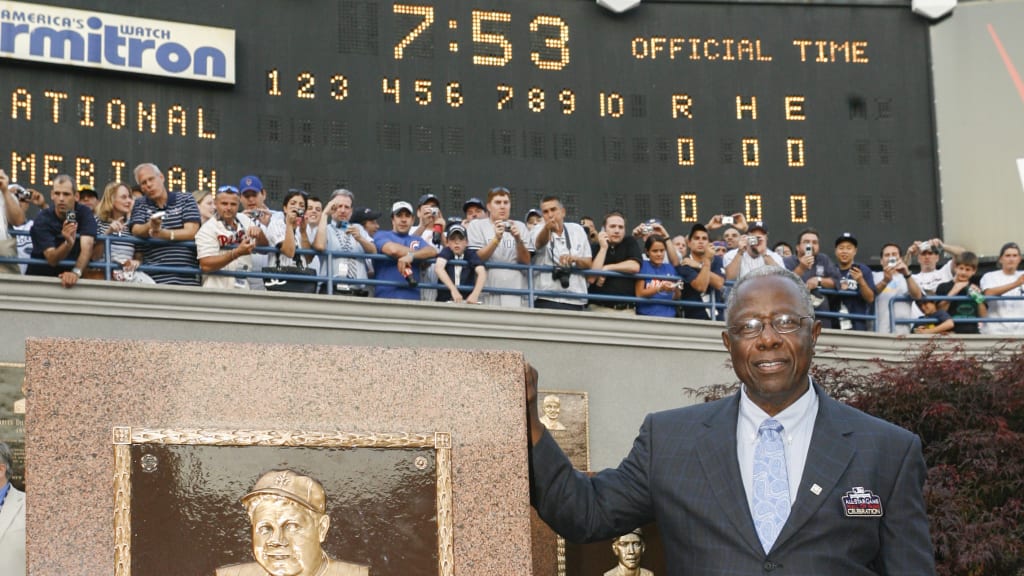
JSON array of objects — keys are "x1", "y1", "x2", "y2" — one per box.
[
  {"x1": 295, "y1": 208, "x2": 305, "y2": 218},
  {"x1": 804, "y1": 244, "x2": 813, "y2": 256},
  {"x1": 641, "y1": 224, "x2": 653, "y2": 235},
  {"x1": 65, "y1": 211, "x2": 77, "y2": 224},
  {"x1": 721, "y1": 216, "x2": 734, "y2": 225},
  {"x1": 887, "y1": 256, "x2": 898, "y2": 267},
  {"x1": 747, "y1": 236, "x2": 759, "y2": 246},
  {"x1": 552, "y1": 266, "x2": 572, "y2": 289}
]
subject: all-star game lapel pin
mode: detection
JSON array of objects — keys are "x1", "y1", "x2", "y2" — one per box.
[{"x1": 842, "y1": 487, "x2": 884, "y2": 517}]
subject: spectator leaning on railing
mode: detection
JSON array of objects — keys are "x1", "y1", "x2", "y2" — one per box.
[
  {"x1": 634, "y1": 235, "x2": 679, "y2": 318},
  {"x1": 374, "y1": 201, "x2": 438, "y2": 301},
  {"x1": 195, "y1": 186, "x2": 267, "y2": 290},
  {"x1": 530, "y1": 195, "x2": 593, "y2": 311},
  {"x1": 722, "y1": 221, "x2": 782, "y2": 281},
  {"x1": 91, "y1": 181, "x2": 147, "y2": 283},
  {"x1": 0, "y1": 169, "x2": 27, "y2": 274},
  {"x1": 26, "y1": 174, "x2": 96, "y2": 288},
  {"x1": 934, "y1": 251, "x2": 986, "y2": 334},
  {"x1": 873, "y1": 242, "x2": 922, "y2": 335},
  {"x1": 676, "y1": 223, "x2": 725, "y2": 321},
  {"x1": 312, "y1": 189, "x2": 376, "y2": 296},
  {"x1": 784, "y1": 227, "x2": 841, "y2": 321},
  {"x1": 831, "y1": 232, "x2": 875, "y2": 331},
  {"x1": 129, "y1": 163, "x2": 201, "y2": 286},
  {"x1": 466, "y1": 187, "x2": 534, "y2": 307},
  {"x1": 587, "y1": 211, "x2": 642, "y2": 313},
  {"x1": 980, "y1": 242, "x2": 1024, "y2": 335}
]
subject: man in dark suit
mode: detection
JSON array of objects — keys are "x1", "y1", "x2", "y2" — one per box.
[{"x1": 529, "y1": 266, "x2": 935, "y2": 574}]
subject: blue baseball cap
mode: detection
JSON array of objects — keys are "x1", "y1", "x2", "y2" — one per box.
[{"x1": 239, "y1": 175, "x2": 263, "y2": 194}]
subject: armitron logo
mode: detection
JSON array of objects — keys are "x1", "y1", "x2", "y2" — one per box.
[{"x1": 0, "y1": 1, "x2": 235, "y2": 84}]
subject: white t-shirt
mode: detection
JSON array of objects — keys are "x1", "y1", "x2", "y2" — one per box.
[
  {"x1": 530, "y1": 222, "x2": 593, "y2": 305},
  {"x1": 467, "y1": 218, "x2": 535, "y2": 307},
  {"x1": 979, "y1": 269, "x2": 1024, "y2": 335},
  {"x1": 195, "y1": 214, "x2": 256, "y2": 290},
  {"x1": 873, "y1": 271, "x2": 913, "y2": 335},
  {"x1": 912, "y1": 260, "x2": 953, "y2": 294}
]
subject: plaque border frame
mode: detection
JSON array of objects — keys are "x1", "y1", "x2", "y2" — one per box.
[{"x1": 112, "y1": 427, "x2": 454, "y2": 576}]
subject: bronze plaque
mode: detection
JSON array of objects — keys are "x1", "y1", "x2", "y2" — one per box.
[
  {"x1": 0, "y1": 362, "x2": 25, "y2": 491},
  {"x1": 113, "y1": 428, "x2": 453, "y2": 576}
]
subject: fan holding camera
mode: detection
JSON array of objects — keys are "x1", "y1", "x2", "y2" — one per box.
[
  {"x1": 722, "y1": 221, "x2": 783, "y2": 281},
  {"x1": 783, "y1": 228, "x2": 842, "y2": 317},
  {"x1": 872, "y1": 242, "x2": 922, "y2": 335},
  {"x1": 25, "y1": 174, "x2": 97, "y2": 288},
  {"x1": 0, "y1": 168, "x2": 27, "y2": 275},
  {"x1": 530, "y1": 196, "x2": 593, "y2": 311}
]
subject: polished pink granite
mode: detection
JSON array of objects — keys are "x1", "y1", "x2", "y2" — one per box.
[{"x1": 24, "y1": 338, "x2": 531, "y2": 575}]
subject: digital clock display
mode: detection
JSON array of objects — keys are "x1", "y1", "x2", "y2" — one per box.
[{"x1": 0, "y1": 0, "x2": 939, "y2": 249}]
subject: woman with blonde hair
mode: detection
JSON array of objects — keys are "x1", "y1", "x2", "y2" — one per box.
[
  {"x1": 192, "y1": 189, "x2": 215, "y2": 225},
  {"x1": 91, "y1": 181, "x2": 151, "y2": 282}
]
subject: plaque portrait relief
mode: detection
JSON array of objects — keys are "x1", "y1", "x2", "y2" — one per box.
[
  {"x1": 112, "y1": 428, "x2": 454, "y2": 576},
  {"x1": 537, "y1": 390, "x2": 589, "y2": 471}
]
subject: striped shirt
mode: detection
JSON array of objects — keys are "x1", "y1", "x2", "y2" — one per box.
[{"x1": 130, "y1": 191, "x2": 201, "y2": 286}]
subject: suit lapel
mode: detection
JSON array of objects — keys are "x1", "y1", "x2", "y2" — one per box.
[
  {"x1": 772, "y1": 386, "x2": 855, "y2": 551},
  {"x1": 695, "y1": 393, "x2": 764, "y2": 556}
]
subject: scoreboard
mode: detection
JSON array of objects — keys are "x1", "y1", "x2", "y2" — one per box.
[{"x1": 0, "y1": 0, "x2": 940, "y2": 250}]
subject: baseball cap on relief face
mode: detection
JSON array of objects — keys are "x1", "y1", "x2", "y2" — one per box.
[
  {"x1": 239, "y1": 175, "x2": 263, "y2": 194},
  {"x1": 241, "y1": 469, "x2": 326, "y2": 515},
  {"x1": 391, "y1": 201, "x2": 414, "y2": 215}
]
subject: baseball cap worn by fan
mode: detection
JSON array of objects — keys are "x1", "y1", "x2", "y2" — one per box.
[
  {"x1": 241, "y1": 469, "x2": 326, "y2": 514},
  {"x1": 351, "y1": 207, "x2": 381, "y2": 225},
  {"x1": 462, "y1": 197, "x2": 485, "y2": 213},
  {"x1": 418, "y1": 193, "x2": 439, "y2": 207},
  {"x1": 392, "y1": 201, "x2": 414, "y2": 215},
  {"x1": 525, "y1": 208, "x2": 541, "y2": 220},
  {"x1": 748, "y1": 221, "x2": 767, "y2": 234},
  {"x1": 835, "y1": 232, "x2": 858, "y2": 247},
  {"x1": 447, "y1": 223, "x2": 467, "y2": 238},
  {"x1": 239, "y1": 175, "x2": 263, "y2": 194}
]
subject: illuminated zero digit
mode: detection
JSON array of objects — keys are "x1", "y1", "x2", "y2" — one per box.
[
  {"x1": 497, "y1": 84, "x2": 514, "y2": 110},
  {"x1": 790, "y1": 195, "x2": 808, "y2": 223},
  {"x1": 745, "y1": 194, "x2": 763, "y2": 221},
  {"x1": 446, "y1": 82, "x2": 464, "y2": 108},
  {"x1": 558, "y1": 89, "x2": 576, "y2": 115},
  {"x1": 297, "y1": 72, "x2": 315, "y2": 99},
  {"x1": 472, "y1": 10, "x2": 512, "y2": 67},
  {"x1": 679, "y1": 194, "x2": 698, "y2": 222},
  {"x1": 528, "y1": 87, "x2": 545, "y2": 112},
  {"x1": 529, "y1": 15, "x2": 570, "y2": 71},
  {"x1": 330, "y1": 75, "x2": 349, "y2": 101},
  {"x1": 415, "y1": 79, "x2": 433, "y2": 105},
  {"x1": 267, "y1": 69, "x2": 281, "y2": 96},
  {"x1": 393, "y1": 4, "x2": 435, "y2": 60}
]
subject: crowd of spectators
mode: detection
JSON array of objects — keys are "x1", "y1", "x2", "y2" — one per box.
[{"x1": 2, "y1": 164, "x2": 1022, "y2": 334}]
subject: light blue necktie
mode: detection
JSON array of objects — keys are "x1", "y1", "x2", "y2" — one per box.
[{"x1": 752, "y1": 418, "x2": 790, "y2": 553}]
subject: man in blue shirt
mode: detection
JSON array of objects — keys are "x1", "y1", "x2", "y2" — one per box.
[
  {"x1": 373, "y1": 201, "x2": 438, "y2": 301},
  {"x1": 26, "y1": 174, "x2": 97, "y2": 288},
  {"x1": 832, "y1": 232, "x2": 876, "y2": 331}
]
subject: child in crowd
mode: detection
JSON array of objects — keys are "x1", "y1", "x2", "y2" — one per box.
[
  {"x1": 934, "y1": 251, "x2": 987, "y2": 334},
  {"x1": 635, "y1": 235, "x2": 679, "y2": 318},
  {"x1": 434, "y1": 223, "x2": 486, "y2": 303},
  {"x1": 911, "y1": 299, "x2": 954, "y2": 334}
]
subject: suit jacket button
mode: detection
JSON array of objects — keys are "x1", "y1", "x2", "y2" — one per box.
[{"x1": 763, "y1": 561, "x2": 781, "y2": 571}]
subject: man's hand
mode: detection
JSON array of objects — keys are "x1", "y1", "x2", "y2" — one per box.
[
  {"x1": 235, "y1": 236, "x2": 256, "y2": 256},
  {"x1": 493, "y1": 220, "x2": 507, "y2": 237},
  {"x1": 798, "y1": 252, "x2": 814, "y2": 269},
  {"x1": 525, "y1": 363, "x2": 543, "y2": 445},
  {"x1": 29, "y1": 188, "x2": 46, "y2": 208},
  {"x1": 61, "y1": 220, "x2": 78, "y2": 245},
  {"x1": 849, "y1": 266, "x2": 863, "y2": 282},
  {"x1": 59, "y1": 270, "x2": 79, "y2": 288},
  {"x1": 0, "y1": 169, "x2": 9, "y2": 191},
  {"x1": 597, "y1": 230, "x2": 609, "y2": 250}
]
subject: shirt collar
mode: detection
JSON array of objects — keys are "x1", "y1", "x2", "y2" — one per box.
[
  {"x1": 738, "y1": 378, "x2": 818, "y2": 439},
  {"x1": 0, "y1": 481, "x2": 10, "y2": 507}
]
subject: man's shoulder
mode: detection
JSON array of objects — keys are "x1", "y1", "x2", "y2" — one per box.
[{"x1": 818, "y1": 387, "x2": 918, "y2": 442}]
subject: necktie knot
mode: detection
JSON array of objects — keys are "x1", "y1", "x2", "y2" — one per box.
[{"x1": 759, "y1": 418, "x2": 784, "y2": 437}]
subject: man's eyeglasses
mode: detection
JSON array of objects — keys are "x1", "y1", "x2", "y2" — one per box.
[
  {"x1": 728, "y1": 314, "x2": 812, "y2": 338},
  {"x1": 217, "y1": 185, "x2": 240, "y2": 195}
]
